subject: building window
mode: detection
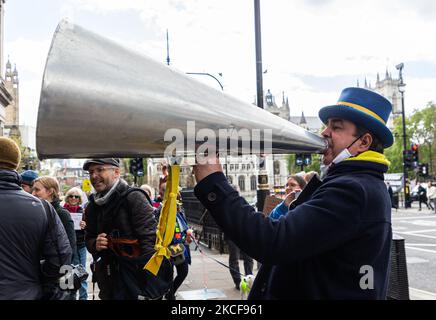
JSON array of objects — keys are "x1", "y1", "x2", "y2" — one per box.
[
  {"x1": 250, "y1": 175, "x2": 257, "y2": 191},
  {"x1": 230, "y1": 164, "x2": 234, "y2": 171},
  {"x1": 242, "y1": 164, "x2": 246, "y2": 170},
  {"x1": 228, "y1": 176, "x2": 233, "y2": 185},
  {"x1": 238, "y1": 176, "x2": 246, "y2": 192},
  {"x1": 235, "y1": 164, "x2": 239, "y2": 170}
]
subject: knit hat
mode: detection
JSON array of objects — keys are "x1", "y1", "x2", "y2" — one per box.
[{"x1": 0, "y1": 137, "x2": 21, "y2": 170}]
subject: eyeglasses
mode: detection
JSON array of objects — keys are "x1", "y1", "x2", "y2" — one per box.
[
  {"x1": 86, "y1": 166, "x2": 116, "y2": 177},
  {"x1": 68, "y1": 195, "x2": 81, "y2": 199}
]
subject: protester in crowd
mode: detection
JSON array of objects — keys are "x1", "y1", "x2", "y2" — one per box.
[
  {"x1": 154, "y1": 183, "x2": 192, "y2": 300},
  {"x1": 386, "y1": 182, "x2": 397, "y2": 210},
  {"x1": 140, "y1": 184, "x2": 153, "y2": 199},
  {"x1": 33, "y1": 177, "x2": 77, "y2": 261},
  {"x1": 193, "y1": 87, "x2": 393, "y2": 299},
  {"x1": 224, "y1": 184, "x2": 254, "y2": 290},
  {"x1": 304, "y1": 171, "x2": 319, "y2": 184},
  {"x1": 0, "y1": 137, "x2": 71, "y2": 299},
  {"x1": 269, "y1": 174, "x2": 307, "y2": 220},
  {"x1": 418, "y1": 182, "x2": 431, "y2": 211},
  {"x1": 64, "y1": 187, "x2": 88, "y2": 300},
  {"x1": 83, "y1": 158, "x2": 158, "y2": 300},
  {"x1": 20, "y1": 169, "x2": 38, "y2": 193},
  {"x1": 427, "y1": 181, "x2": 436, "y2": 213},
  {"x1": 140, "y1": 183, "x2": 157, "y2": 207}
]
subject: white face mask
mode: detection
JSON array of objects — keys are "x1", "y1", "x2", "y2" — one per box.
[{"x1": 319, "y1": 134, "x2": 363, "y2": 179}]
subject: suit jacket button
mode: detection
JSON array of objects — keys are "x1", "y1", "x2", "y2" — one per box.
[{"x1": 207, "y1": 192, "x2": 217, "y2": 202}]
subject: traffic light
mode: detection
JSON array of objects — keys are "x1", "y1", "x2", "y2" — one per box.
[
  {"x1": 411, "y1": 144, "x2": 419, "y2": 168},
  {"x1": 418, "y1": 163, "x2": 429, "y2": 177},
  {"x1": 129, "y1": 158, "x2": 144, "y2": 177},
  {"x1": 403, "y1": 150, "x2": 413, "y2": 169}
]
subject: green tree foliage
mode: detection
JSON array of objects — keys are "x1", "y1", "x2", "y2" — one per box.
[
  {"x1": 385, "y1": 102, "x2": 435, "y2": 178},
  {"x1": 410, "y1": 103, "x2": 435, "y2": 177},
  {"x1": 385, "y1": 116, "x2": 412, "y2": 173},
  {"x1": 286, "y1": 153, "x2": 321, "y2": 175},
  {"x1": 9, "y1": 135, "x2": 40, "y2": 171}
]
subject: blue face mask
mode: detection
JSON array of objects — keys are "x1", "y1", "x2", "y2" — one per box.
[{"x1": 320, "y1": 134, "x2": 363, "y2": 179}]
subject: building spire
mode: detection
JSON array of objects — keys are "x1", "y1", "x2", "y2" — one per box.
[
  {"x1": 13, "y1": 64, "x2": 19, "y2": 85},
  {"x1": 356, "y1": 79, "x2": 360, "y2": 87},
  {"x1": 6, "y1": 55, "x2": 11, "y2": 70},
  {"x1": 299, "y1": 111, "x2": 307, "y2": 125},
  {"x1": 377, "y1": 72, "x2": 380, "y2": 83},
  {"x1": 364, "y1": 77, "x2": 368, "y2": 88}
]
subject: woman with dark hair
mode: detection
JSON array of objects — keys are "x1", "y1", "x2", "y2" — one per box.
[{"x1": 269, "y1": 174, "x2": 307, "y2": 220}]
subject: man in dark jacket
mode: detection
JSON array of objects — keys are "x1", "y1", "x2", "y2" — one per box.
[
  {"x1": 84, "y1": 158, "x2": 157, "y2": 300},
  {"x1": 193, "y1": 87, "x2": 393, "y2": 299},
  {"x1": 0, "y1": 137, "x2": 72, "y2": 300}
]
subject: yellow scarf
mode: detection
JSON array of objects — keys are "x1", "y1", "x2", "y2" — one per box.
[{"x1": 345, "y1": 150, "x2": 390, "y2": 167}]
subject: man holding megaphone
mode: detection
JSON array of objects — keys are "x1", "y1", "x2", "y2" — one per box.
[{"x1": 193, "y1": 87, "x2": 394, "y2": 300}]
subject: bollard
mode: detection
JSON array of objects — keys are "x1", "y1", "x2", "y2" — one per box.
[{"x1": 387, "y1": 234, "x2": 410, "y2": 300}]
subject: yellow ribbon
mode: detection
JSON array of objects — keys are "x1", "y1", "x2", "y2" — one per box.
[
  {"x1": 144, "y1": 164, "x2": 180, "y2": 275},
  {"x1": 337, "y1": 101, "x2": 386, "y2": 124}
]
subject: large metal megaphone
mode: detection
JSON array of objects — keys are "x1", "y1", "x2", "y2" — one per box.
[{"x1": 36, "y1": 20, "x2": 327, "y2": 159}]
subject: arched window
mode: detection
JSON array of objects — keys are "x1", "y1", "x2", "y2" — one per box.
[
  {"x1": 250, "y1": 175, "x2": 257, "y2": 191},
  {"x1": 238, "y1": 176, "x2": 246, "y2": 192}
]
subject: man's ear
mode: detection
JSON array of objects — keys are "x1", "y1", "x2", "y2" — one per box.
[
  {"x1": 358, "y1": 133, "x2": 373, "y2": 152},
  {"x1": 114, "y1": 167, "x2": 121, "y2": 178}
]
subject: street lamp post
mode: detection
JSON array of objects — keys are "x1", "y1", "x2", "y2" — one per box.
[
  {"x1": 254, "y1": 0, "x2": 270, "y2": 213},
  {"x1": 396, "y1": 62, "x2": 408, "y2": 208},
  {"x1": 185, "y1": 72, "x2": 224, "y2": 91}
]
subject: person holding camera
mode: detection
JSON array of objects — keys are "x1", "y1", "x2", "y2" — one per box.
[{"x1": 0, "y1": 137, "x2": 72, "y2": 299}]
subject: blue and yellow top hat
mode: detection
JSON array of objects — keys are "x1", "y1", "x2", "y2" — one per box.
[{"x1": 318, "y1": 87, "x2": 394, "y2": 148}]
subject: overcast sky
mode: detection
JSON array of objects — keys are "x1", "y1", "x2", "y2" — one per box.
[{"x1": 5, "y1": 0, "x2": 436, "y2": 127}]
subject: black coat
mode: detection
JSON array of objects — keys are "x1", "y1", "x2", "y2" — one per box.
[
  {"x1": 0, "y1": 170, "x2": 72, "y2": 299},
  {"x1": 52, "y1": 200, "x2": 76, "y2": 262},
  {"x1": 194, "y1": 153, "x2": 392, "y2": 300},
  {"x1": 85, "y1": 179, "x2": 157, "y2": 299}
]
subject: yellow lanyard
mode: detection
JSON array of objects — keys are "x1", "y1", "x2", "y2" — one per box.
[{"x1": 144, "y1": 164, "x2": 180, "y2": 275}]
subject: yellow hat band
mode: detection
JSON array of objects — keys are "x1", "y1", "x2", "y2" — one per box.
[{"x1": 337, "y1": 101, "x2": 386, "y2": 125}]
